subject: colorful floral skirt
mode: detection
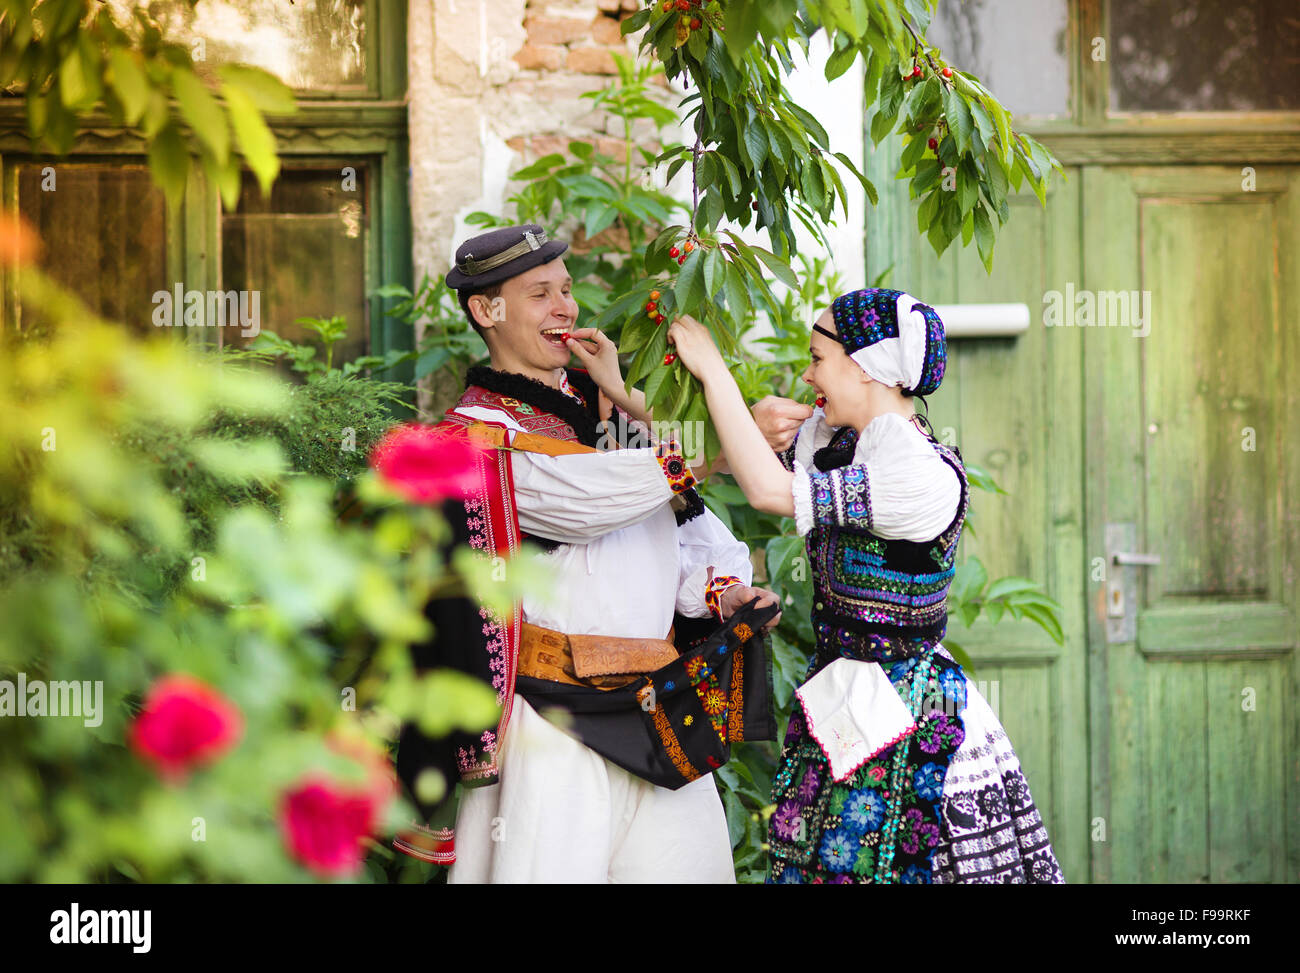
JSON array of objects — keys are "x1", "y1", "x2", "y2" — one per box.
[{"x1": 767, "y1": 643, "x2": 1064, "y2": 884}]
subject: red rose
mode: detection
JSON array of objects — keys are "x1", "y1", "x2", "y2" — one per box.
[
  {"x1": 128, "y1": 674, "x2": 243, "y2": 780},
  {"x1": 279, "y1": 777, "x2": 380, "y2": 877},
  {"x1": 369, "y1": 423, "x2": 487, "y2": 503}
]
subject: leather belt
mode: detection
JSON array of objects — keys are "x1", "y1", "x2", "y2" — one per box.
[{"x1": 518, "y1": 621, "x2": 679, "y2": 691}]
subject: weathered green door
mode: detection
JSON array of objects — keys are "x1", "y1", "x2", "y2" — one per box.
[{"x1": 1084, "y1": 164, "x2": 1300, "y2": 882}]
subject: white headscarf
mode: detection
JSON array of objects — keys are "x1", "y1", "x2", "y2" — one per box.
[{"x1": 846, "y1": 291, "x2": 930, "y2": 391}]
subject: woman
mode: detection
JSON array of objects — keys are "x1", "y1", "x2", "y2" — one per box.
[{"x1": 664, "y1": 288, "x2": 1064, "y2": 884}]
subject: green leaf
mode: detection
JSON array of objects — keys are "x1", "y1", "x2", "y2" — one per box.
[
  {"x1": 950, "y1": 557, "x2": 988, "y2": 604},
  {"x1": 985, "y1": 577, "x2": 1045, "y2": 601},
  {"x1": 147, "y1": 124, "x2": 190, "y2": 209},
  {"x1": 991, "y1": 101, "x2": 1013, "y2": 166},
  {"x1": 1022, "y1": 603, "x2": 1066, "y2": 646},
  {"x1": 58, "y1": 39, "x2": 97, "y2": 110},
  {"x1": 969, "y1": 98, "x2": 995, "y2": 146},
  {"x1": 192, "y1": 437, "x2": 286, "y2": 483},
  {"x1": 942, "y1": 86, "x2": 975, "y2": 155},
  {"x1": 643, "y1": 362, "x2": 672, "y2": 408},
  {"x1": 748, "y1": 245, "x2": 799, "y2": 290},
  {"x1": 674, "y1": 250, "x2": 707, "y2": 312},
  {"x1": 173, "y1": 69, "x2": 229, "y2": 166},
  {"x1": 722, "y1": 257, "x2": 750, "y2": 323},
  {"x1": 973, "y1": 202, "x2": 994, "y2": 272},
  {"x1": 217, "y1": 64, "x2": 296, "y2": 114},
  {"x1": 222, "y1": 82, "x2": 279, "y2": 196},
  {"x1": 108, "y1": 49, "x2": 150, "y2": 125},
  {"x1": 743, "y1": 118, "x2": 768, "y2": 173},
  {"x1": 957, "y1": 157, "x2": 979, "y2": 215},
  {"x1": 621, "y1": 7, "x2": 652, "y2": 34},
  {"x1": 899, "y1": 133, "x2": 926, "y2": 173},
  {"x1": 702, "y1": 248, "x2": 725, "y2": 299},
  {"x1": 786, "y1": 102, "x2": 830, "y2": 150},
  {"x1": 824, "y1": 42, "x2": 858, "y2": 81}
]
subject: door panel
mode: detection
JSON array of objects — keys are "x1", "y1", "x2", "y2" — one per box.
[
  {"x1": 870, "y1": 164, "x2": 1090, "y2": 884},
  {"x1": 1085, "y1": 164, "x2": 1299, "y2": 883}
]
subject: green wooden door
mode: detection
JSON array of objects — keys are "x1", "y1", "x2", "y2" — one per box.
[{"x1": 1083, "y1": 164, "x2": 1300, "y2": 882}]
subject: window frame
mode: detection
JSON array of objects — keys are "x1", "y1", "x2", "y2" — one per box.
[{"x1": 0, "y1": 0, "x2": 412, "y2": 382}]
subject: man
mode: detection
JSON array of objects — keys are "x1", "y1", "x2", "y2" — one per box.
[{"x1": 393, "y1": 223, "x2": 782, "y2": 883}]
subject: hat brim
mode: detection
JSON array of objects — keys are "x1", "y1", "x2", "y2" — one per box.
[{"x1": 445, "y1": 240, "x2": 569, "y2": 291}]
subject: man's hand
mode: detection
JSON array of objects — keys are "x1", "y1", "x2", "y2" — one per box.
[
  {"x1": 751, "y1": 395, "x2": 814, "y2": 451},
  {"x1": 717, "y1": 584, "x2": 783, "y2": 633},
  {"x1": 563, "y1": 327, "x2": 621, "y2": 394}
]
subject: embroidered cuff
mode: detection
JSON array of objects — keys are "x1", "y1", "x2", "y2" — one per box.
[
  {"x1": 393, "y1": 823, "x2": 456, "y2": 865},
  {"x1": 655, "y1": 438, "x2": 697, "y2": 495},
  {"x1": 792, "y1": 461, "x2": 814, "y2": 537},
  {"x1": 704, "y1": 573, "x2": 744, "y2": 621}
]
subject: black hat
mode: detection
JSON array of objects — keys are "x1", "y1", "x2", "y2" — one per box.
[{"x1": 444, "y1": 223, "x2": 569, "y2": 291}]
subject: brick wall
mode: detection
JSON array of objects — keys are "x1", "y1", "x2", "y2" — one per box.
[{"x1": 407, "y1": 0, "x2": 679, "y2": 410}]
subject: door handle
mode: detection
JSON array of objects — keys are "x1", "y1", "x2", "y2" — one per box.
[{"x1": 1105, "y1": 524, "x2": 1159, "y2": 643}]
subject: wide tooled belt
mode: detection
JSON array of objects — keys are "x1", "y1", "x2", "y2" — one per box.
[{"x1": 518, "y1": 621, "x2": 679, "y2": 690}]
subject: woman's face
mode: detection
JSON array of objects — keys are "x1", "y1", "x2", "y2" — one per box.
[{"x1": 800, "y1": 309, "x2": 868, "y2": 429}]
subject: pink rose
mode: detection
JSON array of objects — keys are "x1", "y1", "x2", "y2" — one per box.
[
  {"x1": 279, "y1": 777, "x2": 381, "y2": 877},
  {"x1": 128, "y1": 674, "x2": 243, "y2": 781},
  {"x1": 369, "y1": 423, "x2": 486, "y2": 503}
]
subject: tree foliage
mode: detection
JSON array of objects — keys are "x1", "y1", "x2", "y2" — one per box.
[
  {"x1": 606, "y1": 0, "x2": 1064, "y2": 435},
  {"x1": 0, "y1": 0, "x2": 295, "y2": 208}
]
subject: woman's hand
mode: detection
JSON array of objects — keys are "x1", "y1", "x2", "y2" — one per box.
[
  {"x1": 562, "y1": 327, "x2": 622, "y2": 394},
  {"x1": 666, "y1": 315, "x2": 728, "y2": 385}
]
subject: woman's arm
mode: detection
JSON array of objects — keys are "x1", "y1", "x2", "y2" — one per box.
[{"x1": 667, "y1": 316, "x2": 794, "y2": 516}]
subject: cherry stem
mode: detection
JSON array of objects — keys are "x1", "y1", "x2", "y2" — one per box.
[{"x1": 902, "y1": 18, "x2": 948, "y2": 88}]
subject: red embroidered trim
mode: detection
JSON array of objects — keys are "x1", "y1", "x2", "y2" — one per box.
[
  {"x1": 796, "y1": 693, "x2": 918, "y2": 784},
  {"x1": 431, "y1": 415, "x2": 522, "y2": 786},
  {"x1": 655, "y1": 438, "x2": 697, "y2": 494},
  {"x1": 392, "y1": 834, "x2": 456, "y2": 865},
  {"x1": 705, "y1": 574, "x2": 743, "y2": 621}
]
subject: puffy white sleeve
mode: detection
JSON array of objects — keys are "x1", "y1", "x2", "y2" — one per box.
[
  {"x1": 674, "y1": 507, "x2": 754, "y2": 618},
  {"x1": 511, "y1": 447, "x2": 678, "y2": 543},
  {"x1": 791, "y1": 413, "x2": 962, "y2": 542}
]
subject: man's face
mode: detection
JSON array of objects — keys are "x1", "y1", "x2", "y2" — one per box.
[{"x1": 475, "y1": 258, "x2": 578, "y2": 377}]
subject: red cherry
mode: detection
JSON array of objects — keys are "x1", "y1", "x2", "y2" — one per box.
[
  {"x1": 678, "y1": 255, "x2": 686, "y2": 265},
  {"x1": 662, "y1": 1, "x2": 672, "y2": 9},
  {"x1": 646, "y1": 301, "x2": 658, "y2": 313},
  {"x1": 751, "y1": 200, "x2": 759, "y2": 210},
  {"x1": 815, "y1": 394, "x2": 827, "y2": 408},
  {"x1": 655, "y1": 314, "x2": 665, "y2": 324},
  {"x1": 942, "y1": 66, "x2": 953, "y2": 78},
  {"x1": 669, "y1": 246, "x2": 680, "y2": 258},
  {"x1": 927, "y1": 137, "x2": 938, "y2": 151},
  {"x1": 690, "y1": 18, "x2": 701, "y2": 28},
  {"x1": 911, "y1": 64, "x2": 922, "y2": 79},
  {"x1": 675, "y1": 0, "x2": 688, "y2": 10},
  {"x1": 663, "y1": 352, "x2": 677, "y2": 365}
]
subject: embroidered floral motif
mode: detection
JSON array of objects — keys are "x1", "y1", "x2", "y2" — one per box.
[
  {"x1": 655, "y1": 439, "x2": 697, "y2": 494},
  {"x1": 686, "y1": 652, "x2": 730, "y2": 746},
  {"x1": 767, "y1": 644, "x2": 965, "y2": 885}
]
